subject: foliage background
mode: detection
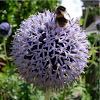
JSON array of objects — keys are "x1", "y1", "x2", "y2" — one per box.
[{"x1": 0, "y1": 0, "x2": 99, "y2": 100}]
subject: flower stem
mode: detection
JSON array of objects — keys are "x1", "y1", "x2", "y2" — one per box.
[
  {"x1": 45, "y1": 89, "x2": 51, "y2": 100},
  {"x1": 3, "y1": 37, "x2": 9, "y2": 66},
  {"x1": 83, "y1": 6, "x2": 89, "y2": 30},
  {"x1": 62, "y1": 88, "x2": 66, "y2": 100}
]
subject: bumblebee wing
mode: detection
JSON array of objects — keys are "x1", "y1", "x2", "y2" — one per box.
[
  {"x1": 64, "y1": 13, "x2": 70, "y2": 20},
  {"x1": 60, "y1": 11, "x2": 70, "y2": 20}
]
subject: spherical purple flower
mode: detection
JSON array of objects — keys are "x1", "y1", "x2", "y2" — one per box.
[
  {"x1": 11, "y1": 10, "x2": 89, "y2": 89},
  {"x1": 0, "y1": 22, "x2": 11, "y2": 36}
]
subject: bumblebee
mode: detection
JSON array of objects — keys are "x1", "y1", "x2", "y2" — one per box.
[{"x1": 55, "y1": 6, "x2": 70, "y2": 27}]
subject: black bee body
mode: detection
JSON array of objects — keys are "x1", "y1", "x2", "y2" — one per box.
[
  {"x1": 55, "y1": 16, "x2": 68, "y2": 27},
  {"x1": 55, "y1": 6, "x2": 69, "y2": 27}
]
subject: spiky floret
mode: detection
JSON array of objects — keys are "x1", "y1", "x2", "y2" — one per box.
[{"x1": 11, "y1": 10, "x2": 89, "y2": 89}]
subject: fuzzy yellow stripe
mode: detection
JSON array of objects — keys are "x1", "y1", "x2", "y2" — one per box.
[{"x1": 57, "y1": 14, "x2": 64, "y2": 18}]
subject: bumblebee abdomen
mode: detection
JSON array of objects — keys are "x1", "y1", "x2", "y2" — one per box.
[
  {"x1": 57, "y1": 17, "x2": 68, "y2": 22},
  {"x1": 56, "y1": 17, "x2": 68, "y2": 27}
]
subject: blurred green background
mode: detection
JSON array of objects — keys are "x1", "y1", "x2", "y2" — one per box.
[{"x1": 0, "y1": 0, "x2": 100, "y2": 100}]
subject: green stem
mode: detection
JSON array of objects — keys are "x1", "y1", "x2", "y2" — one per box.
[
  {"x1": 62, "y1": 88, "x2": 66, "y2": 100},
  {"x1": 45, "y1": 89, "x2": 51, "y2": 100},
  {"x1": 83, "y1": 6, "x2": 89, "y2": 30},
  {"x1": 3, "y1": 37, "x2": 9, "y2": 66}
]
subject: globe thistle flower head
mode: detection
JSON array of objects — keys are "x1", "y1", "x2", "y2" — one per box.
[
  {"x1": 0, "y1": 22, "x2": 11, "y2": 36},
  {"x1": 11, "y1": 10, "x2": 89, "y2": 89}
]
